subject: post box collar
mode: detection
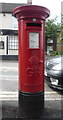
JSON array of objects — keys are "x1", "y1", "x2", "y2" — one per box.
[{"x1": 13, "y1": 5, "x2": 50, "y2": 20}]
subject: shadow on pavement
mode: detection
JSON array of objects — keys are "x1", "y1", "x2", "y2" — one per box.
[{"x1": 2, "y1": 100, "x2": 62, "y2": 119}]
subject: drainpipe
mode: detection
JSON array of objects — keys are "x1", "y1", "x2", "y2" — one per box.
[{"x1": 27, "y1": 0, "x2": 32, "y2": 4}]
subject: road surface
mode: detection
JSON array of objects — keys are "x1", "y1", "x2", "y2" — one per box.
[{"x1": 0, "y1": 60, "x2": 62, "y2": 119}]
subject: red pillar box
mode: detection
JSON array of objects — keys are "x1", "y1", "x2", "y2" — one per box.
[{"x1": 13, "y1": 5, "x2": 50, "y2": 118}]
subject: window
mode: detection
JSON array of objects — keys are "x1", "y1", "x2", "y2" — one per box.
[
  {"x1": 0, "y1": 41, "x2": 4, "y2": 49},
  {"x1": 47, "y1": 46, "x2": 53, "y2": 51},
  {"x1": 12, "y1": 16, "x2": 18, "y2": 29},
  {"x1": 57, "y1": 44, "x2": 63, "y2": 46},
  {"x1": 47, "y1": 38, "x2": 53, "y2": 43},
  {"x1": 9, "y1": 36, "x2": 18, "y2": 50}
]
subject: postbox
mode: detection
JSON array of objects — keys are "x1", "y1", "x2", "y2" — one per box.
[{"x1": 13, "y1": 5, "x2": 50, "y2": 118}]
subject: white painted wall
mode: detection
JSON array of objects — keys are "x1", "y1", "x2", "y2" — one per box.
[
  {"x1": 0, "y1": 13, "x2": 18, "y2": 29},
  {"x1": 61, "y1": 1, "x2": 63, "y2": 14},
  {"x1": 0, "y1": 13, "x2": 12, "y2": 29},
  {"x1": 0, "y1": 13, "x2": 18, "y2": 55},
  {"x1": 0, "y1": 49, "x2": 5, "y2": 55},
  {"x1": 9, "y1": 50, "x2": 18, "y2": 55}
]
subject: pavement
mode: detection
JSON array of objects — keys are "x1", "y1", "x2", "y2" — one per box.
[
  {"x1": 0, "y1": 57, "x2": 63, "y2": 120},
  {"x1": 1, "y1": 88, "x2": 63, "y2": 120},
  {"x1": 1, "y1": 99, "x2": 62, "y2": 119}
]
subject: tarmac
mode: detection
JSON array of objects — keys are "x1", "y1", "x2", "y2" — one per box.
[{"x1": 0, "y1": 55, "x2": 63, "y2": 120}]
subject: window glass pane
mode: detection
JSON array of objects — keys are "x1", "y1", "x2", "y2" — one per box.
[
  {"x1": 12, "y1": 16, "x2": 18, "y2": 29},
  {"x1": 0, "y1": 41, "x2": 4, "y2": 49},
  {"x1": 47, "y1": 46, "x2": 53, "y2": 51},
  {"x1": 47, "y1": 38, "x2": 53, "y2": 43},
  {"x1": 9, "y1": 35, "x2": 18, "y2": 50}
]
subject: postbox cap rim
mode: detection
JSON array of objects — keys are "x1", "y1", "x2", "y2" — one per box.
[{"x1": 13, "y1": 5, "x2": 50, "y2": 19}]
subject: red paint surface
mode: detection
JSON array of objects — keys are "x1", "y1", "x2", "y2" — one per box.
[{"x1": 13, "y1": 5, "x2": 50, "y2": 93}]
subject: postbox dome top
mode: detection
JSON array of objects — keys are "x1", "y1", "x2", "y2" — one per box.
[{"x1": 13, "y1": 5, "x2": 50, "y2": 20}]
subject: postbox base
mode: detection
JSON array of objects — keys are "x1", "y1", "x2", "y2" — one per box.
[{"x1": 18, "y1": 91, "x2": 44, "y2": 118}]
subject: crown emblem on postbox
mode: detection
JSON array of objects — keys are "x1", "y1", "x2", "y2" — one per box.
[{"x1": 29, "y1": 56, "x2": 39, "y2": 64}]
